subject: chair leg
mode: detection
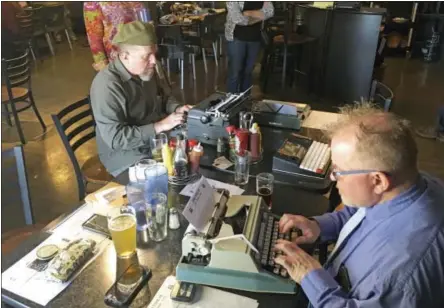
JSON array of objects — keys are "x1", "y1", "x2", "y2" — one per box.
[
  {"x1": 192, "y1": 54, "x2": 196, "y2": 80},
  {"x1": 219, "y1": 36, "x2": 223, "y2": 56},
  {"x1": 3, "y1": 103, "x2": 13, "y2": 126},
  {"x1": 65, "y1": 29, "x2": 73, "y2": 50},
  {"x1": 29, "y1": 44, "x2": 37, "y2": 62},
  {"x1": 282, "y1": 46, "x2": 287, "y2": 87},
  {"x1": 212, "y1": 42, "x2": 219, "y2": 67},
  {"x1": 202, "y1": 48, "x2": 208, "y2": 73},
  {"x1": 28, "y1": 94, "x2": 47, "y2": 132},
  {"x1": 166, "y1": 59, "x2": 171, "y2": 79},
  {"x1": 8, "y1": 101, "x2": 26, "y2": 144},
  {"x1": 180, "y1": 59, "x2": 184, "y2": 89},
  {"x1": 45, "y1": 33, "x2": 55, "y2": 56}
]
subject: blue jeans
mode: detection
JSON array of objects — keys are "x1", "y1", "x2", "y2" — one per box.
[{"x1": 227, "y1": 39, "x2": 261, "y2": 93}]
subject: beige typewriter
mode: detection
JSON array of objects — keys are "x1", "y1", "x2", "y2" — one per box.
[{"x1": 176, "y1": 190, "x2": 299, "y2": 294}]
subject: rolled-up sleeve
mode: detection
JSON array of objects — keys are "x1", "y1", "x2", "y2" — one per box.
[
  {"x1": 90, "y1": 79, "x2": 156, "y2": 150},
  {"x1": 261, "y1": 2, "x2": 274, "y2": 20},
  {"x1": 227, "y1": 2, "x2": 249, "y2": 26},
  {"x1": 312, "y1": 206, "x2": 357, "y2": 242}
]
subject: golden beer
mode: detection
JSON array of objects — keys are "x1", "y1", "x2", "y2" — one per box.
[{"x1": 108, "y1": 214, "x2": 137, "y2": 258}]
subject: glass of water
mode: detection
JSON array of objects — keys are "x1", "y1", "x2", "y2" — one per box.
[
  {"x1": 144, "y1": 163, "x2": 168, "y2": 198},
  {"x1": 234, "y1": 150, "x2": 251, "y2": 186},
  {"x1": 151, "y1": 133, "x2": 168, "y2": 162},
  {"x1": 134, "y1": 159, "x2": 157, "y2": 182},
  {"x1": 126, "y1": 182, "x2": 147, "y2": 231},
  {"x1": 145, "y1": 193, "x2": 168, "y2": 242}
]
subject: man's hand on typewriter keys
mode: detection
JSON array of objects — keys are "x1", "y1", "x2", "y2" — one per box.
[
  {"x1": 175, "y1": 105, "x2": 193, "y2": 114},
  {"x1": 274, "y1": 240, "x2": 322, "y2": 284},
  {"x1": 155, "y1": 112, "x2": 186, "y2": 133},
  {"x1": 279, "y1": 214, "x2": 321, "y2": 244}
]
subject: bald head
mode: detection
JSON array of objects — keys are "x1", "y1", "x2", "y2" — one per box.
[{"x1": 327, "y1": 103, "x2": 418, "y2": 184}]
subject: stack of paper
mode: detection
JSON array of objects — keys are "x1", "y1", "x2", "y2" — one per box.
[{"x1": 148, "y1": 276, "x2": 259, "y2": 308}]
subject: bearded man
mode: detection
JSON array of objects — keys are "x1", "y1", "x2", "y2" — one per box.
[{"x1": 90, "y1": 21, "x2": 191, "y2": 184}]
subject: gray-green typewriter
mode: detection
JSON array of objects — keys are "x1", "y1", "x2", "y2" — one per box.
[{"x1": 176, "y1": 190, "x2": 299, "y2": 294}]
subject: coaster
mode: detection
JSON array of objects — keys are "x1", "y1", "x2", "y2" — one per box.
[{"x1": 36, "y1": 244, "x2": 59, "y2": 261}]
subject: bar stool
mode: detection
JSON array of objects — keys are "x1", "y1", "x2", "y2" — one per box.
[{"x1": 1, "y1": 49, "x2": 47, "y2": 144}]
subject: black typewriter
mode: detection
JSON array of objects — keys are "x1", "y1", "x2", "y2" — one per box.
[{"x1": 255, "y1": 211, "x2": 301, "y2": 279}]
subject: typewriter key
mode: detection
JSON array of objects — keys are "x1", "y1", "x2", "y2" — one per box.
[
  {"x1": 273, "y1": 266, "x2": 280, "y2": 274},
  {"x1": 280, "y1": 269, "x2": 288, "y2": 277}
]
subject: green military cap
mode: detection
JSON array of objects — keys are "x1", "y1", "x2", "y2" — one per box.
[{"x1": 112, "y1": 21, "x2": 157, "y2": 46}]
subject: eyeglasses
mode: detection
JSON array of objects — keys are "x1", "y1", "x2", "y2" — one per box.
[{"x1": 330, "y1": 169, "x2": 384, "y2": 181}]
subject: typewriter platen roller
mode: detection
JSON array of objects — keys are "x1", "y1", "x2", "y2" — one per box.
[{"x1": 176, "y1": 193, "x2": 299, "y2": 294}]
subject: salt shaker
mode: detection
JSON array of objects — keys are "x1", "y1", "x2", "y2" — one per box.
[{"x1": 169, "y1": 208, "x2": 180, "y2": 230}]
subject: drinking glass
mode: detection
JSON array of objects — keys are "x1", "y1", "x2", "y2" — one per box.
[
  {"x1": 151, "y1": 133, "x2": 168, "y2": 162},
  {"x1": 145, "y1": 193, "x2": 168, "y2": 242},
  {"x1": 107, "y1": 206, "x2": 137, "y2": 258},
  {"x1": 134, "y1": 159, "x2": 157, "y2": 182},
  {"x1": 126, "y1": 182, "x2": 147, "y2": 231},
  {"x1": 256, "y1": 173, "x2": 274, "y2": 209},
  {"x1": 144, "y1": 163, "x2": 168, "y2": 198},
  {"x1": 234, "y1": 151, "x2": 251, "y2": 186}
]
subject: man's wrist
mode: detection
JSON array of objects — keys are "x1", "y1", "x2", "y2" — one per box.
[
  {"x1": 154, "y1": 122, "x2": 164, "y2": 134},
  {"x1": 308, "y1": 218, "x2": 321, "y2": 244}
]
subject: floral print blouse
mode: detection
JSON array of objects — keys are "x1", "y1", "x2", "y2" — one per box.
[{"x1": 83, "y1": 1, "x2": 149, "y2": 66}]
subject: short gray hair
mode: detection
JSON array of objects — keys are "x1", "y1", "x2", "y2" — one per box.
[{"x1": 326, "y1": 102, "x2": 418, "y2": 180}]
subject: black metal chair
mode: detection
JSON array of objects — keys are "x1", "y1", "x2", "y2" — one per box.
[
  {"x1": 1, "y1": 49, "x2": 47, "y2": 144},
  {"x1": 370, "y1": 80, "x2": 394, "y2": 111},
  {"x1": 51, "y1": 97, "x2": 113, "y2": 201},
  {"x1": 156, "y1": 25, "x2": 197, "y2": 89},
  {"x1": 184, "y1": 14, "x2": 220, "y2": 73},
  {"x1": 18, "y1": 6, "x2": 55, "y2": 58},
  {"x1": 41, "y1": 4, "x2": 73, "y2": 51},
  {"x1": 1, "y1": 145, "x2": 43, "y2": 255},
  {"x1": 261, "y1": 11, "x2": 317, "y2": 93}
]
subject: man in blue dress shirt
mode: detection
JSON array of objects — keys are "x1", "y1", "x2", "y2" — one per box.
[{"x1": 274, "y1": 103, "x2": 444, "y2": 307}]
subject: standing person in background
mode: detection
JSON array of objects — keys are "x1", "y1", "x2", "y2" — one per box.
[
  {"x1": 83, "y1": 1, "x2": 151, "y2": 71},
  {"x1": 225, "y1": 2, "x2": 274, "y2": 93}
]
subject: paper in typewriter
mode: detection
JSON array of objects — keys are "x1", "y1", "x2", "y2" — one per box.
[
  {"x1": 182, "y1": 177, "x2": 216, "y2": 231},
  {"x1": 148, "y1": 276, "x2": 259, "y2": 308}
]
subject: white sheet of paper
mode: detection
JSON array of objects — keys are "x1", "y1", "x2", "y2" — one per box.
[
  {"x1": 302, "y1": 110, "x2": 344, "y2": 130},
  {"x1": 182, "y1": 177, "x2": 216, "y2": 231},
  {"x1": 180, "y1": 178, "x2": 244, "y2": 197},
  {"x1": 148, "y1": 276, "x2": 259, "y2": 308},
  {"x1": 1, "y1": 230, "x2": 110, "y2": 306}
]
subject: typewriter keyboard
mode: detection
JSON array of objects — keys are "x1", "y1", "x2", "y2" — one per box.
[
  {"x1": 299, "y1": 141, "x2": 331, "y2": 175},
  {"x1": 256, "y1": 212, "x2": 300, "y2": 279}
]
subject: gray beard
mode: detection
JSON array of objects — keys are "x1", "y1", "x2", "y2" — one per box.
[{"x1": 139, "y1": 69, "x2": 154, "y2": 81}]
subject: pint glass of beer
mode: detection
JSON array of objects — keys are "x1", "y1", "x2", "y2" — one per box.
[{"x1": 108, "y1": 206, "x2": 137, "y2": 258}]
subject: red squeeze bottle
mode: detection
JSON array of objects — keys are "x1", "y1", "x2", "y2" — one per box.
[
  {"x1": 235, "y1": 128, "x2": 250, "y2": 153},
  {"x1": 249, "y1": 123, "x2": 261, "y2": 160}
]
